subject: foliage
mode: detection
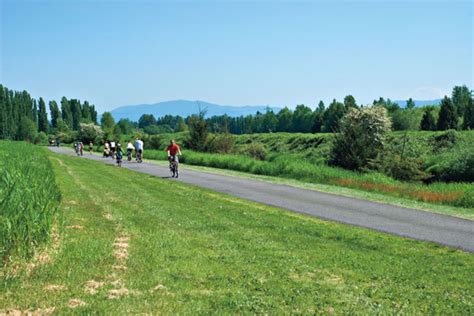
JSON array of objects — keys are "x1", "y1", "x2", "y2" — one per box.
[
  {"x1": 370, "y1": 154, "x2": 430, "y2": 182},
  {"x1": 144, "y1": 124, "x2": 173, "y2": 135},
  {"x1": 138, "y1": 114, "x2": 157, "y2": 128},
  {"x1": 239, "y1": 142, "x2": 267, "y2": 160},
  {"x1": 206, "y1": 132, "x2": 235, "y2": 154},
  {"x1": 452, "y1": 85, "x2": 471, "y2": 118},
  {"x1": 145, "y1": 135, "x2": 162, "y2": 150},
  {"x1": 420, "y1": 107, "x2": 437, "y2": 131},
  {"x1": 49, "y1": 100, "x2": 61, "y2": 129},
  {"x1": 425, "y1": 145, "x2": 474, "y2": 183},
  {"x1": 322, "y1": 99, "x2": 345, "y2": 132},
  {"x1": 437, "y1": 96, "x2": 458, "y2": 130},
  {"x1": 116, "y1": 119, "x2": 135, "y2": 135},
  {"x1": 34, "y1": 131, "x2": 49, "y2": 145},
  {"x1": 186, "y1": 111, "x2": 208, "y2": 151},
  {"x1": 429, "y1": 130, "x2": 458, "y2": 153},
  {"x1": 18, "y1": 117, "x2": 37, "y2": 142},
  {"x1": 37, "y1": 98, "x2": 48, "y2": 133},
  {"x1": 331, "y1": 107, "x2": 392, "y2": 170},
  {"x1": 0, "y1": 142, "x2": 61, "y2": 263},
  {"x1": 391, "y1": 108, "x2": 421, "y2": 131},
  {"x1": 463, "y1": 95, "x2": 474, "y2": 130},
  {"x1": 78, "y1": 123, "x2": 104, "y2": 143}
]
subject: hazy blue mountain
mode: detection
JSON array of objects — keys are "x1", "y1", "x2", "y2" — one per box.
[
  {"x1": 110, "y1": 100, "x2": 281, "y2": 121},
  {"x1": 393, "y1": 99, "x2": 442, "y2": 107}
]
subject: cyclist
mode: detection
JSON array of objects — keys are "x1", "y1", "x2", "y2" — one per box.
[
  {"x1": 74, "y1": 142, "x2": 79, "y2": 156},
  {"x1": 79, "y1": 142, "x2": 84, "y2": 156},
  {"x1": 116, "y1": 143, "x2": 123, "y2": 167},
  {"x1": 166, "y1": 140, "x2": 182, "y2": 177},
  {"x1": 135, "y1": 137, "x2": 144, "y2": 163},
  {"x1": 126, "y1": 141, "x2": 134, "y2": 161},
  {"x1": 110, "y1": 140, "x2": 116, "y2": 159},
  {"x1": 103, "y1": 141, "x2": 110, "y2": 158}
]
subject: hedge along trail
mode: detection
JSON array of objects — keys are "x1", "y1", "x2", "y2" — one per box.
[{"x1": 0, "y1": 141, "x2": 61, "y2": 264}]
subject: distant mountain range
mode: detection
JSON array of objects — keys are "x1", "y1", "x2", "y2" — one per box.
[
  {"x1": 110, "y1": 100, "x2": 281, "y2": 121},
  {"x1": 393, "y1": 99, "x2": 442, "y2": 107},
  {"x1": 109, "y1": 98, "x2": 443, "y2": 122}
]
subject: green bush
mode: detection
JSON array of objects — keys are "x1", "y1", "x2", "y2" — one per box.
[
  {"x1": 146, "y1": 135, "x2": 162, "y2": 150},
  {"x1": 0, "y1": 141, "x2": 61, "y2": 263},
  {"x1": 425, "y1": 146, "x2": 474, "y2": 182},
  {"x1": 429, "y1": 130, "x2": 458, "y2": 153},
  {"x1": 370, "y1": 154, "x2": 430, "y2": 182},
  {"x1": 34, "y1": 131, "x2": 49, "y2": 145},
  {"x1": 239, "y1": 142, "x2": 267, "y2": 160},
  {"x1": 206, "y1": 133, "x2": 235, "y2": 154}
]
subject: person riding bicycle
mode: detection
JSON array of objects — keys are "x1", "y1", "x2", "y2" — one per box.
[
  {"x1": 103, "y1": 141, "x2": 110, "y2": 158},
  {"x1": 166, "y1": 140, "x2": 182, "y2": 177},
  {"x1": 79, "y1": 141, "x2": 84, "y2": 156},
  {"x1": 126, "y1": 141, "x2": 134, "y2": 161},
  {"x1": 134, "y1": 137, "x2": 144, "y2": 162},
  {"x1": 110, "y1": 140, "x2": 116, "y2": 158},
  {"x1": 116, "y1": 143, "x2": 123, "y2": 167}
]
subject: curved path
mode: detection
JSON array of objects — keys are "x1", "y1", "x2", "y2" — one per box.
[{"x1": 49, "y1": 147, "x2": 474, "y2": 252}]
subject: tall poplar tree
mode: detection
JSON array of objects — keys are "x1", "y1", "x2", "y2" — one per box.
[
  {"x1": 38, "y1": 97, "x2": 49, "y2": 133},
  {"x1": 61, "y1": 97, "x2": 73, "y2": 128},
  {"x1": 49, "y1": 100, "x2": 61, "y2": 128},
  {"x1": 70, "y1": 99, "x2": 82, "y2": 130}
]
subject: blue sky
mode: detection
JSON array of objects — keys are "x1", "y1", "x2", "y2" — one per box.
[{"x1": 1, "y1": 0, "x2": 472, "y2": 113}]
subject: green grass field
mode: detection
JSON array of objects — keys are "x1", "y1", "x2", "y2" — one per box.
[{"x1": 1, "y1": 148, "x2": 473, "y2": 314}]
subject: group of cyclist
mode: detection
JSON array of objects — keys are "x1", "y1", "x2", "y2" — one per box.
[
  {"x1": 99, "y1": 137, "x2": 181, "y2": 176},
  {"x1": 102, "y1": 137, "x2": 144, "y2": 166}
]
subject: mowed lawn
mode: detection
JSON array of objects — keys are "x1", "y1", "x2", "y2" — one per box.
[{"x1": 1, "y1": 152, "x2": 473, "y2": 314}]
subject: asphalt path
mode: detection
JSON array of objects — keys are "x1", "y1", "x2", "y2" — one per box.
[{"x1": 49, "y1": 147, "x2": 474, "y2": 252}]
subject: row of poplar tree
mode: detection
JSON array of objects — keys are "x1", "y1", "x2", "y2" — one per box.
[{"x1": 0, "y1": 84, "x2": 98, "y2": 140}]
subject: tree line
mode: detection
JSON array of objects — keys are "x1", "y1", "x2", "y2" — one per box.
[
  {"x1": 134, "y1": 85, "x2": 473, "y2": 135},
  {"x1": 0, "y1": 84, "x2": 98, "y2": 141},
  {"x1": 1, "y1": 83, "x2": 472, "y2": 142}
]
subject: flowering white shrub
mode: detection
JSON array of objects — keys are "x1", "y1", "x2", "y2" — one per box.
[{"x1": 330, "y1": 106, "x2": 392, "y2": 170}]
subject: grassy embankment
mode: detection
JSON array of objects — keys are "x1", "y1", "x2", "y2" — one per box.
[
  {"x1": 1, "y1": 146, "x2": 473, "y2": 313},
  {"x1": 135, "y1": 131, "x2": 474, "y2": 209},
  {"x1": 0, "y1": 141, "x2": 61, "y2": 265}
]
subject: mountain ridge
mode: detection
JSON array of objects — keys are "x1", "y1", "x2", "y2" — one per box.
[
  {"x1": 109, "y1": 98, "x2": 443, "y2": 122},
  {"x1": 110, "y1": 100, "x2": 281, "y2": 121}
]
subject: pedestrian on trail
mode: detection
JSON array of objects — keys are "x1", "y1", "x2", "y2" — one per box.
[{"x1": 89, "y1": 141, "x2": 94, "y2": 154}]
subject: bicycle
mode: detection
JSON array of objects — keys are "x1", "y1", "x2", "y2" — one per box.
[
  {"x1": 116, "y1": 154, "x2": 123, "y2": 167},
  {"x1": 136, "y1": 150, "x2": 143, "y2": 163},
  {"x1": 169, "y1": 156, "x2": 179, "y2": 178}
]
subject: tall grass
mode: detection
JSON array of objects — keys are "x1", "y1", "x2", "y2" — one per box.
[
  {"x1": 0, "y1": 141, "x2": 61, "y2": 263},
  {"x1": 144, "y1": 149, "x2": 474, "y2": 208}
]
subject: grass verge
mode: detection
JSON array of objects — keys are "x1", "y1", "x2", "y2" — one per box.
[{"x1": 1, "y1": 151, "x2": 473, "y2": 313}]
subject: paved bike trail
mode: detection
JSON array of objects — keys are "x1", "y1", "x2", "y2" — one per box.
[{"x1": 49, "y1": 147, "x2": 474, "y2": 252}]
